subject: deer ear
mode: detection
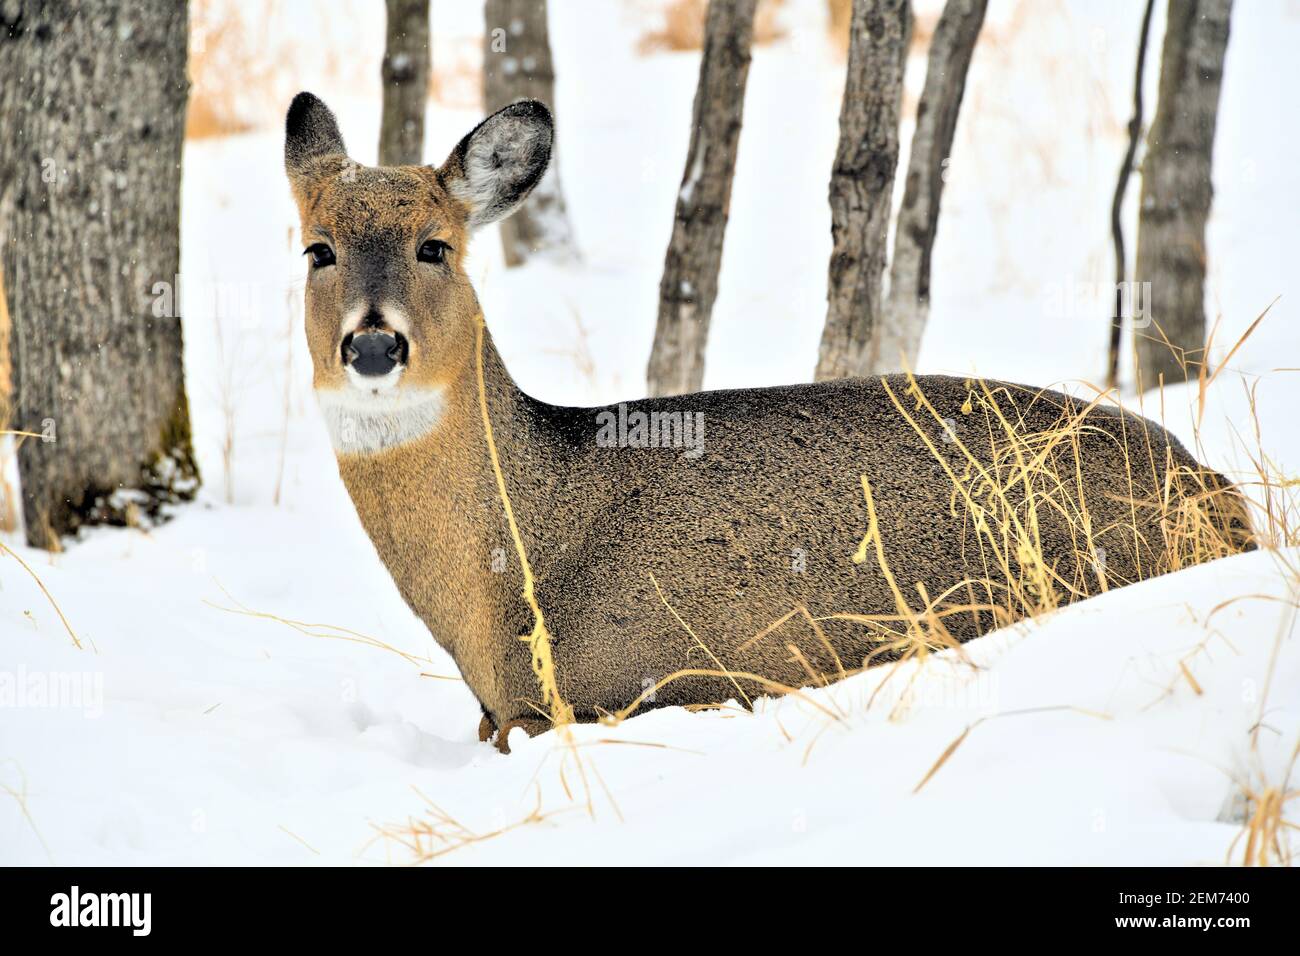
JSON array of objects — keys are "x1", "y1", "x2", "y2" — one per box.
[
  {"x1": 439, "y1": 100, "x2": 553, "y2": 230},
  {"x1": 284, "y1": 92, "x2": 348, "y2": 192}
]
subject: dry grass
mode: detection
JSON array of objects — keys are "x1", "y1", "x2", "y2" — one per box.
[
  {"x1": 206, "y1": 583, "x2": 448, "y2": 672},
  {"x1": 277, "y1": 823, "x2": 321, "y2": 856},
  {"x1": 187, "y1": 0, "x2": 269, "y2": 140},
  {"x1": 637, "y1": 0, "x2": 789, "y2": 54},
  {"x1": 1, "y1": 761, "x2": 52, "y2": 863},
  {"x1": 0, "y1": 537, "x2": 83, "y2": 650},
  {"x1": 366, "y1": 784, "x2": 567, "y2": 864},
  {"x1": 474, "y1": 313, "x2": 574, "y2": 730},
  {"x1": 814, "y1": 372, "x2": 1259, "y2": 678},
  {"x1": 826, "y1": 0, "x2": 851, "y2": 50},
  {"x1": 211, "y1": 307, "x2": 241, "y2": 504},
  {"x1": 912, "y1": 705, "x2": 1107, "y2": 793},
  {"x1": 429, "y1": 36, "x2": 483, "y2": 110},
  {"x1": 1226, "y1": 738, "x2": 1300, "y2": 867},
  {"x1": 540, "y1": 306, "x2": 599, "y2": 387},
  {"x1": 0, "y1": 438, "x2": 14, "y2": 534}
]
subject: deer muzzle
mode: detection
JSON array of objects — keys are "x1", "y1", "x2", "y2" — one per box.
[{"x1": 342, "y1": 329, "x2": 408, "y2": 378}]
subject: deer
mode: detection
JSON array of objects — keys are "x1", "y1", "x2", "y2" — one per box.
[{"x1": 284, "y1": 92, "x2": 1252, "y2": 753}]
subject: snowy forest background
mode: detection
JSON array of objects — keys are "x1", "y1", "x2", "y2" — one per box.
[{"x1": 1, "y1": 0, "x2": 1299, "y2": 865}]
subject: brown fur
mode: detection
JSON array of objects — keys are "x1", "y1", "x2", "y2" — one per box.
[{"x1": 286, "y1": 95, "x2": 1251, "y2": 750}]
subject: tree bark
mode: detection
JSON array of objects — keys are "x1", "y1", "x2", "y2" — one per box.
[
  {"x1": 0, "y1": 263, "x2": 14, "y2": 532},
  {"x1": 483, "y1": 0, "x2": 579, "y2": 266},
  {"x1": 877, "y1": 0, "x2": 985, "y2": 374},
  {"x1": 814, "y1": 0, "x2": 912, "y2": 382},
  {"x1": 0, "y1": 263, "x2": 10, "y2": 424},
  {"x1": 0, "y1": 0, "x2": 199, "y2": 548},
  {"x1": 1134, "y1": 0, "x2": 1232, "y2": 390},
  {"x1": 379, "y1": 0, "x2": 430, "y2": 166},
  {"x1": 1105, "y1": 0, "x2": 1156, "y2": 389},
  {"x1": 645, "y1": 0, "x2": 757, "y2": 398}
]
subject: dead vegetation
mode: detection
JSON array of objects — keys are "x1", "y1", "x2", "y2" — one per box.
[
  {"x1": 636, "y1": 0, "x2": 789, "y2": 54},
  {"x1": 187, "y1": 0, "x2": 275, "y2": 140},
  {"x1": 428, "y1": 36, "x2": 483, "y2": 109},
  {"x1": 1228, "y1": 737, "x2": 1300, "y2": 867},
  {"x1": 366, "y1": 784, "x2": 568, "y2": 864}
]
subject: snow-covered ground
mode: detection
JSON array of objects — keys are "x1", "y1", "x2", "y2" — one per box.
[{"x1": 2, "y1": 0, "x2": 1298, "y2": 865}]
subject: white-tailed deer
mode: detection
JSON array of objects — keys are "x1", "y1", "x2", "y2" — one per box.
[{"x1": 285, "y1": 93, "x2": 1251, "y2": 752}]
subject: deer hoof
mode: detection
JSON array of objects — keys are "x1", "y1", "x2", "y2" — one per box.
[{"x1": 492, "y1": 718, "x2": 549, "y2": 754}]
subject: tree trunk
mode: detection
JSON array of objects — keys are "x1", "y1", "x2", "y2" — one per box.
[
  {"x1": 1134, "y1": 0, "x2": 1232, "y2": 390},
  {"x1": 645, "y1": 0, "x2": 757, "y2": 398},
  {"x1": 877, "y1": 0, "x2": 985, "y2": 374},
  {"x1": 0, "y1": 263, "x2": 10, "y2": 424},
  {"x1": 0, "y1": 263, "x2": 14, "y2": 532},
  {"x1": 483, "y1": 0, "x2": 579, "y2": 266},
  {"x1": 1105, "y1": 0, "x2": 1156, "y2": 389},
  {"x1": 0, "y1": 0, "x2": 199, "y2": 549},
  {"x1": 814, "y1": 0, "x2": 912, "y2": 382},
  {"x1": 379, "y1": 0, "x2": 430, "y2": 166}
]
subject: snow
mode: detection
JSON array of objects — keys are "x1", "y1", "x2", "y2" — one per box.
[{"x1": 2, "y1": 0, "x2": 1299, "y2": 865}]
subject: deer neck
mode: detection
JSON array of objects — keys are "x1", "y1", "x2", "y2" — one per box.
[{"x1": 323, "y1": 327, "x2": 543, "y2": 667}]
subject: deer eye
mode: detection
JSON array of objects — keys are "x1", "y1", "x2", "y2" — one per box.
[
  {"x1": 417, "y1": 239, "x2": 449, "y2": 264},
  {"x1": 304, "y1": 243, "x2": 335, "y2": 268}
]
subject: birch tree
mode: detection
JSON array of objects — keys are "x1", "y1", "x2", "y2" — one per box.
[
  {"x1": 1134, "y1": 0, "x2": 1232, "y2": 390},
  {"x1": 0, "y1": 0, "x2": 199, "y2": 548},
  {"x1": 645, "y1": 0, "x2": 758, "y2": 397},
  {"x1": 483, "y1": 0, "x2": 579, "y2": 266}
]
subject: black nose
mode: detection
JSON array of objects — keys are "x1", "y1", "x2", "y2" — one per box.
[{"x1": 343, "y1": 331, "x2": 405, "y2": 377}]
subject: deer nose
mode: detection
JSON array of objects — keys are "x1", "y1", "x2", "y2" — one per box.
[{"x1": 342, "y1": 330, "x2": 405, "y2": 377}]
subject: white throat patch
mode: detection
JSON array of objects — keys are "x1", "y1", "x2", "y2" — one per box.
[{"x1": 317, "y1": 379, "x2": 447, "y2": 455}]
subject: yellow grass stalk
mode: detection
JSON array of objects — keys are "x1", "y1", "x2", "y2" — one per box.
[
  {"x1": 649, "y1": 569, "x2": 751, "y2": 708},
  {"x1": 206, "y1": 587, "x2": 445, "y2": 672},
  {"x1": 0, "y1": 540, "x2": 82, "y2": 650},
  {"x1": 368, "y1": 784, "x2": 566, "y2": 865},
  {"x1": 474, "y1": 313, "x2": 573, "y2": 728}
]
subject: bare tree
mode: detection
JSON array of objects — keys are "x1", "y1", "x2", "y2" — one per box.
[
  {"x1": 0, "y1": 265, "x2": 10, "y2": 427},
  {"x1": 379, "y1": 0, "x2": 431, "y2": 166},
  {"x1": 1134, "y1": 0, "x2": 1232, "y2": 390},
  {"x1": 483, "y1": 0, "x2": 579, "y2": 266},
  {"x1": 814, "y1": 0, "x2": 911, "y2": 382},
  {"x1": 0, "y1": 264, "x2": 14, "y2": 531},
  {"x1": 0, "y1": 0, "x2": 199, "y2": 548},
  {"x1": 645, "y1": 0, "x2": 758, "y2": 398},
  {"x1": 1105, "y1": 0, "x2": 1156, "y2": 390},
  {"x1": 877, "y1": 0, "x2": 986, "y2": 374}
]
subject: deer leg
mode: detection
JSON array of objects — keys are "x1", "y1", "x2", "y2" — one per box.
[
  {"x1": 492, "y1": 717, "x2": 550, "y2": 754},
  {"x1": 477, "y1": 709, "x2": 495, "y2": 743}
]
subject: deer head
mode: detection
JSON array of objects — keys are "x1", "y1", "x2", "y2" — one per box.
[{"x1": 283, "y1": 92, "x2": 552, "y2": 452}]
